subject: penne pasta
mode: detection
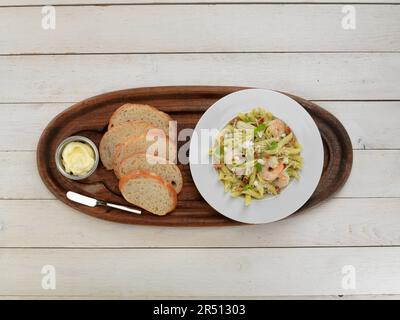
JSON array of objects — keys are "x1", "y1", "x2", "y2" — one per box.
[{"x1": 211, "y1": 108, "x2": 303, "y2": 206}]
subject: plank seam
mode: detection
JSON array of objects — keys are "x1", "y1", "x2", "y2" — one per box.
[
  {"x1": 1, "y1": 148, "x2": 399, "y2": 152},
  {"x1": 1, "y1": 245, "x2": 400, "y2": 249},
  {"x1": 1, "y1": 148, "x2": 399, "y2": 151},
  {"x1": 1, "y1": 51, "x2": 400, "y2": 57},
  {"x1": 1, "y1": 196, "x2": 399, "y2": 200},
  {"x1": 1, "y1": 294, "x2": 395, "y2": 299},
  {"x1": 2, "y1": 99, "x2": 400, "y2": 104},
  {"x1": 1, "y1": 3, "x2": 400, "y2": 9},
  {"x1": 1, "y1": 197, "x2": 400, "y2": 201}
]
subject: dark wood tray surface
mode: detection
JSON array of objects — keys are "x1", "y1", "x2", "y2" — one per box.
[{"x1": 37, "y1": 86, "x2": 353, "y2": 226}]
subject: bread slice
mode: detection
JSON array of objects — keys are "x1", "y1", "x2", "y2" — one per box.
[
  {"x1": 108, "y1": 103, "x2": 172, "y2": 134},
  {"x1": 112, "y1": 131, "x2": 177, "y2": 171},
  {"x1": 115, "y1": 153, "x2": 183, "y2": 193},
  {"x1": 119, "y1": 170, "x2": 177, "y2": 216},
  {"x1": 99, "y1": 121, "x2": 155, "y2": 170}
]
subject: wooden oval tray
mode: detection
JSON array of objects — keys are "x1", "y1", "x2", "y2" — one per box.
[{"x1": 37, "y1": 86, "x2": 352, "y2": 226}]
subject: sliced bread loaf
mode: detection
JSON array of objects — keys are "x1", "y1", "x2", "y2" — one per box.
[
  {"x1": 112, "y1": 131, "x2": 177, "y2": 171},
  {"x1": 115, "y1": 153, "x2": 183, "y2": 193},
  {"x1": 119, "y1": 170, "x2": 177, "y2": 216},
  {"x1": 99, "y1": 120, "x2": 155, "y2": 170},
  {"x1": 108, "y1": 103, "x2": 172, "y2": 134}
]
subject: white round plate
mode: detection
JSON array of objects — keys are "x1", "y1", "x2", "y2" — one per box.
[{"x1": 189, "y1": 89, "x2": 324, "y2": 224}]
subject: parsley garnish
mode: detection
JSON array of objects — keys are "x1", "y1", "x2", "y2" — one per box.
[
  {"x1": 266, "y1": 140, "x2": 278, "y2": 150},
  {"x1": 243, "y1": 184, "x2": 252, "y2": 191},
  {"x1": 254, "y1": 124, "x2": 266, "y2": 136}
]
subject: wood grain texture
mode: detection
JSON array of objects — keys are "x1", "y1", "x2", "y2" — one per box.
[
  {"x1": 1, "y1": 53, "x2": 399, "y2": 102},
  {"x1": 5, "y1": 0, "x2": 400, "y2": 5},
  {"x1": 2, "y1": 247, "x2": 400, "y2": 296},
  {"x1": 36, "y1": 86, "x2": 352, "y2": 226},
  {"x1": 1, "y1": 198, "x2": 400, "y2": 248},
  {"x1": 0, "y1": 150, "x2": 396, "y2": 199},
  {"x1": 322, "y1": 101, "x2": 400, "y2": 150},
  {"x1": 2, "y1": 294, "x2": 400, "y2": 300},
  {"x1": 1, "y1": 101, "x2": 399, "y2": 151},
  {"x1": 337, "y1": 150, "x2": 400, "y2": 197},
  {"x1": 2, "y1": 4, "x2": 400, "y2": 54}
]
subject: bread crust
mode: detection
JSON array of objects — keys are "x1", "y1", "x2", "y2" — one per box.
[
  {"x1": 108, "y1": 103, "x2": 172, "y2": 131},
  {"x1": 112, "y1": 134, "x2": 147, "y2": 170},
  {"x1": 119, "y1": 169, "x2": 177, "y2": 215},
  {"x1": 111, "y1": 131, "x2": 176, "y2": 170},
  {"x1": 99, "y1": 120, "x2": 154, "y2": 170},
  {"x1": 114, "y1": 153, "x2": 183, "y2": 193},
  {"x1": 115, "y1": 153, "x2": 167, "y2": 178}
]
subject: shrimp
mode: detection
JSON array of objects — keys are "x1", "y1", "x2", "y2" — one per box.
[
  {"x1": 268, "y1": 119, "x2": 290, "y2": 138},
  {"x1": 275, "y1": 171, "x2": 290, "y2": 188},
  {"x1": 262, "y1": 162, "x2": 284, "y2": 181}
]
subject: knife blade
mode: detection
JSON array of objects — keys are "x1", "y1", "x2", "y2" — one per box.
[{"x1": 66, "y1": 191, "x2": 141, "y2": 214}]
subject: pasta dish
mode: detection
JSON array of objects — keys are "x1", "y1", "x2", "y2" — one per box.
[{"x1": 211, "y1": 107, "x2": 303, "y2": 205}]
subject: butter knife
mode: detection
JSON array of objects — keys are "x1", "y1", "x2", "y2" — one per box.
[{"x1": 66, "y1": 191, "x2": 141, "y2": 214}]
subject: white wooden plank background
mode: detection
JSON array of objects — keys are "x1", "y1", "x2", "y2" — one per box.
[
  {"x1": 5, "y1": 0, "x2": 400, "y2": 5},
  {"x1": 1, "y1": 0, "x2": 399, "y2": 299},
  {"x1": 2, "y1": 4, "x2": 400, "y2": 53},
  {"x1": 2, "y1": 294, "x2": 400, "y2": 300},
  {"x1": 1, "y1": 198, "x2": 400, "y2": 248},
  {"x1": 1, "y1": 54, "x2": 400, "y2": 102},
  {"x1": 2, "y1": 248, "x2": 400, "y2": 297},
  {"x1": 0, "y1": 150, "x2": 399, "y2": 199},
  {"x1": 1, "y1": 101, "x2": 399, "y2": 150}
]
